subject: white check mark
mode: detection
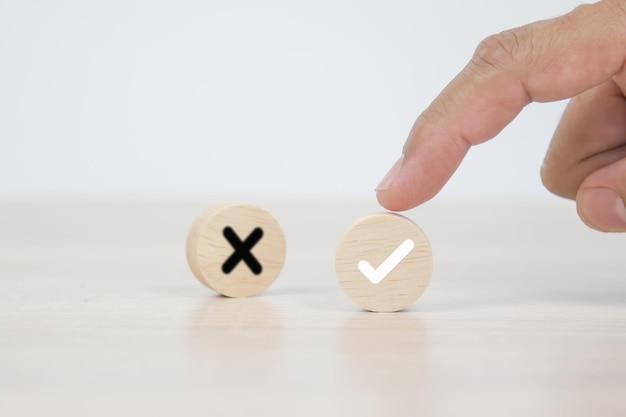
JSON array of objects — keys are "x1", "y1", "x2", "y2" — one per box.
[{"x1": 357, "y1": 239, "x2": 414, "y2": 284}]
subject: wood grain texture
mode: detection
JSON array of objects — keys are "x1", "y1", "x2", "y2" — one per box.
[
  {"x1": 335, "y1": 213, "x2": 432, "y2": 312},
  {"x1": 0, "y1": 201, "x2": 625, "y2": 417},
  {"x1": 186, "y1": 203, "x2": 286, "y2": 297},
  {"x1": 185, "y1": 203, "x2": 229, "y2": 290}
]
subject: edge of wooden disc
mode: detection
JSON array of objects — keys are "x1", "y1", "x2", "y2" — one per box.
[
  {"x1": 185, "y1": 203, "x2": 239, "y2": 291},
  {"x1": 335, "y1": 212, "x2": 433, "y2": 312}
]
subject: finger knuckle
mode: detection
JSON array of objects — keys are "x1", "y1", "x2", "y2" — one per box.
[
  {"x1": 540, "y1": 159, "x2": 577, "y2": 199},
  {"x1": 540, "y1": 164, "x2": 560, "y2": 196},
  {"x1": 471, "y1": 27, "x2": 530, "y2": 71}
]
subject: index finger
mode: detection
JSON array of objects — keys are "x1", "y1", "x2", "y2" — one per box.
[{"x1": 376, "y1": 0, "x2": 626, "y2": 211}]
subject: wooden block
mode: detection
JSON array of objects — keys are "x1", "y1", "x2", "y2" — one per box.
[
  {"x1": 186, "y1": 203, "x2": 287, "y2": 298},
  {"x1": 335, "y1": 213, "x2": 433, "y2": 312}
]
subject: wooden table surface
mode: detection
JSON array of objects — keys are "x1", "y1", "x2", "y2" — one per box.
[{"x1": 1, "y1": 200, "x2": 625, "y2": 417}]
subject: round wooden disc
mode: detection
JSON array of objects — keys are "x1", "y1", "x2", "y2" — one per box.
[
  {"x1": 335, "y1": 213, "x2": 433, "y2": 312},
  {"x1": 186, "y1": 203, "x2": 287, "y2": 298}
]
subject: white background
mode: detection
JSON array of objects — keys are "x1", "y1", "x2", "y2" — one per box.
[{"x1": 0, "y1": 0, "x2": 582, "y2": 202}]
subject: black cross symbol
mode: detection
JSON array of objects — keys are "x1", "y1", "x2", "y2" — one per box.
[{"x1": 222, "y1": 226, "x2": 263, "y2": 275}]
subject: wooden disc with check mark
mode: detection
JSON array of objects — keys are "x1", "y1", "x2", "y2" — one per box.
[
  {"x1": 186, "y1": 203, "x2": 287, "y2": 298},
  {"x1": 335, "y1": 213, "x2": 433, "y2": 312}
]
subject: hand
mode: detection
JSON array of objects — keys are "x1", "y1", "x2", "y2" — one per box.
[{"x1": 375, "y1": 0, "x2": 626, "y2": 232}]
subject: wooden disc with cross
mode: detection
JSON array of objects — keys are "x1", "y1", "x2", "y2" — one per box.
[{"x1": 186, "y1": 203, "x2": 287, "y2": 297}]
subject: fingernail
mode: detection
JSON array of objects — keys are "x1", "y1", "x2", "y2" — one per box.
[
  {"x1": 376, "y1": 156, "x2": 404, "y2": 191},
  {"x1": 578, "y1": 187, "x2": 626, "y2": 232}
]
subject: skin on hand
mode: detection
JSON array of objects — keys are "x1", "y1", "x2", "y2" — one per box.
[{"x1": 376, "y1": 0, "x2": 626, "y2": 232}]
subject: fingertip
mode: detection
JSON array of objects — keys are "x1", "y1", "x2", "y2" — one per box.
[
  {"x1": 374, "y1": 154, "x2": 418, "y2": 211},
  {"x1": 375, "y1": 189, "x2": 412, "y2": 212},
  {"x1": 577, "y1": 187, "x2": 626, "y2": 232},
  {"x1": 375, "y1": 111, "x2": 471, "y2": 212},
  {"x1": 375, "y1": 156, "x2": 404, "y2": 193},
  {"x1": 375, "y1": 155, "x2": 416, "y2": 211},
  {"x1": 374, "y1": 154, "x2": 439, "y2": 212}
]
